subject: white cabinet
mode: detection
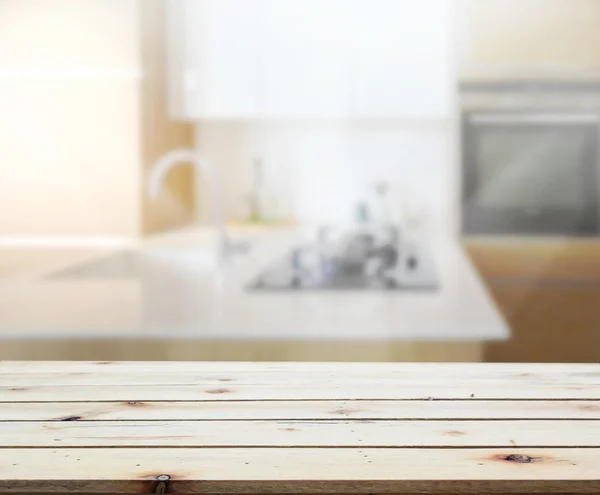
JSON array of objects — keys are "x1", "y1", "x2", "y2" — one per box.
[
  {"x1": 261, "y1": 0, "x2": 352, "y2": 118},
  {"x1": 351, "y1": 0, "x2": 454, "y2": 118},
  {"x1": 168, "y1": 0, "x2": 454, "y2": 119},
  {"x1": 168, "y1": 0, "x2": 262, "y2": 119}
]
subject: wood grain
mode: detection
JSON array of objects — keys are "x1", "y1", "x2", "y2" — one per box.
[
  {"x1": 2, "y1": 400, "x2": 600, "y2": 422},
  {"x1": 3, "y1": 362, "x2": 600, "y2": 493},
  {"x1": 3, "y1": 420, "x2": 600, "y2": 447},
  {"x1": 6, "y1": 368, "x2": 600, "y2": 386},
  {"x1": 3, "y1": 448, "x2": 600, "y2": 493},
  {"x1": 3, "y1": 382, "x2": 599, "y2": 402},
  {"x1": 4, "y1": 361, "x2": 599, "y2": 374},
  {"x1": 2, "y1": 362, "x2": 599, "y2": 401}
]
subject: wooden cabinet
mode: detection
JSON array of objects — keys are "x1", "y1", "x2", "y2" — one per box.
[
  {"x1": 465, "y1": 242, "x2": 600, "y2": 362},
  {"x1": 487, "y1": 285, "x2": 600, "y2": 362},
  {"x1": 167, "y1": 0, "x2": 454, "y2": 119},
  {"x1": 0, "y1": 339, "x2": 483, "y2": 362},
  {"x1": 466, "y1": 243, "x2": 600, "y2": 281}
]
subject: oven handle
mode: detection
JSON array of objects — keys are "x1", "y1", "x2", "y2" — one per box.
[{"x1": 468, "y1": 113, "x2": 600, "y2": 125}]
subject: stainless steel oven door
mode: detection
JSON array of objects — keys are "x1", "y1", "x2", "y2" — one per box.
[{"x1": 462, "y1": 112, "x2": 600, "y2": 235}]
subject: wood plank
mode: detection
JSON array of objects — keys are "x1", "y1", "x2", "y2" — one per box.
[
  {"x1": 2, "y1": 363, "x2": 600, "y2": 493},
  {"x1": 3, "y1": 363, "x2": 600, "y2": 403},
  {"x1": 2, "y1": 381, "x2": 599, "y2": 402},
  {"x1": 2, "y1": 448, "x2": 600, "y2": 493},
  {"x1": 3, "y1": 361, "x2": 600, "y2": 374},
  {"x1": 6, "y1": 368, "x2": 600, "y2": 387},
  {"x1": 0, "y1": 363, "x2": 600, "y2": 400},
  {"x1": 3, "y1": 420, "x2": 600, "y2": 448},
  {"x1": 2, "y1": 400, "x2": 600, "y2": 422}
]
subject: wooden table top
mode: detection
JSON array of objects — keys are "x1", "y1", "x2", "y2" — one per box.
[{"x1": 2, "y1": 361, "x2": 600, "y2": 494}]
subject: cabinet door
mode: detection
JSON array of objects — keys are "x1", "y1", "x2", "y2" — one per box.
[
  {"x1": 465, "y1": 242, "x2": 600, "y2": 282},
  {"x1": 261, "y1": 0, "x2": 353, "y2": 118},
  {"x1": 465, "y1": 242, "x2": 600, "y2": 363},
  {"x1": 176, "y1": 0, "x2": 262, "y2": 119},
  {"x1": 168, "y1": 0, "x2": 454, "y2": 119},
  {"x1": 486, "y1": 285, "x2": 600, "y2": 363},
  {"x1": 352, "y1": 0, "x2": 454, "y2": 118}
]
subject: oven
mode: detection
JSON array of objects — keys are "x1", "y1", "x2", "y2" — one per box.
[{"x1": 462, "y1": 110, "x2": 600, "y2": 235}]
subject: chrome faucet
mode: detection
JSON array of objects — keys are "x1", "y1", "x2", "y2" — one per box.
[{"x1": 148, "y1": 148, "x2": 234, "y2": 263}]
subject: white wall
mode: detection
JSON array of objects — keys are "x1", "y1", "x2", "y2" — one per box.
[
  {"x1": 459, "y1": 0, "x2": 600, "y2": 68},
  {"x1": 196, "y1": 122, "x2": 453, "y2": 233},
  {"x1": 0, "y1": 0, "x2": 142, "y2": 237}
]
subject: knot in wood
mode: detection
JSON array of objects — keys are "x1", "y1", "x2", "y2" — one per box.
[{"x1": 505, "y1": 454, "x2": 533, "y2": 463}]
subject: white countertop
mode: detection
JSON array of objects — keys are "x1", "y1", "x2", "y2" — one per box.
[{"x1": 0, "y1": 227, "x2": 509, "y2": 342}]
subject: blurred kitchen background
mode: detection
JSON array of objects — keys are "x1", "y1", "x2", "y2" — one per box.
[{"x1": 0, "y1": 0, "x2": 598, "y2": 362}]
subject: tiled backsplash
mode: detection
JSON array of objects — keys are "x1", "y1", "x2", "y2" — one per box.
[{"x1": 195, "y1": 120, "x2": 455, "y2": 233}]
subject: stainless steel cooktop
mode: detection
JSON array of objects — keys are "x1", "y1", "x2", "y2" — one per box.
[{"x1": 248, "y1": 233, "x2": 439, "y2": 291}]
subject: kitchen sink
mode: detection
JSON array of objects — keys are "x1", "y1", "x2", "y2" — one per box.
[{"x1": 47, "y1": 248, "x2": 222, "y2": 280}]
